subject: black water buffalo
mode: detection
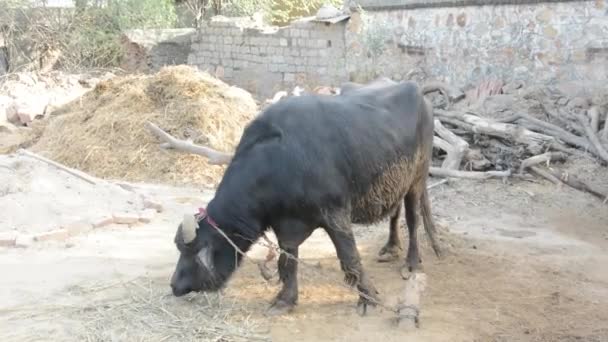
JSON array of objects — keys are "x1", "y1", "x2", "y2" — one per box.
[{"x1": 170, "y1": 79, "x2": 441, "y2": 316}]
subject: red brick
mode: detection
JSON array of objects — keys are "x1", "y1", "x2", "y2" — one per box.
[
  {"x1": 34, "y1": 229, "x2": 69, "y2": 242},
  {"x1": 138, "y1": 209, "x2": 157, "y2": 224},
  {"x1": 143, "y1": 199, "x2": 164, "y2": 213},
  {"x1": 92, "y1": 216, "x2": 115, "y2": 228},
  {"x1": 64, "y1": 220, "x2": 93, "y2": 236},
  {"x1": 112, "y1": 213, "x2": 140, "y2": 225},
  {"x1": 0, "y1": 232, "x2": 17, "y2": 247}
]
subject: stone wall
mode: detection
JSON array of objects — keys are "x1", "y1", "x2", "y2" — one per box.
[
  {"x1": 121, "y1": 29, "x2": 196, "y2": 73},
  {"x1": 345, "y1": 0, "x2": 608, "y2": 95},
  {"x1": 187, "y1": 17, "x2": 347, "y2": 98}
]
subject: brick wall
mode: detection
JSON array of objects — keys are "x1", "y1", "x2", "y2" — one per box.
[{"x1": 187, "y1": 18, "x2": 347, "y2": 98}]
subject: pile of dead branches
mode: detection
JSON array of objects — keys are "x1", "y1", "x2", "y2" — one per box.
[{"x1": 428, "y1": 82, "x2": 608, "y2": 201}]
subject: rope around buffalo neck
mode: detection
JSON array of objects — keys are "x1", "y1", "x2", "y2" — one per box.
[{"x1": 195, "y1": 208, "x2": 401, "y2": 315}]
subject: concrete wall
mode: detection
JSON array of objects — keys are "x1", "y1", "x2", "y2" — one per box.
[
  {"x1": 345, "y1": 0, "x2": 608, "y2": 95},
  {"x1": 186, "y1": 17, "x2": 347, "y2": 97}
]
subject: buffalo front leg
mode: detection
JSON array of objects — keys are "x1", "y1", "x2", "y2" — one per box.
[
  {"x1": 267, "y1": 220, "x2": 313, "y2": 316},
  {"x1": 377, "y1": 203, "x2": 403, "y2": 262},
  {"x1": 324, "y1": 217, "x2": 380, "y2": 316}
]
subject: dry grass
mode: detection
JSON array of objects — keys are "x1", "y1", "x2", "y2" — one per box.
[
  {"x1": 1, "y1": 277, "x2": 270, "y2": 342},
  {"x1": 73, "y1": 278, "x2": 270, "y2": 342},
  {"x1": 31, "y1": 65, "x2": 258, "y2": 186}
]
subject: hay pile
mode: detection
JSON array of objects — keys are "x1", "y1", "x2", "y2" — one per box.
[{"x1": 31, "y1": 65, "x2": 257, "y2": 186}]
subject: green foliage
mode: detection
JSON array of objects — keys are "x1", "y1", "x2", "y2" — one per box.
[
  {"x1": 109, "y1": 0, "x2": 178, "y2": 30},
  {"x1": 220, "y1": 0, "x2": 342, "y2": 26},
  {"x1": 0, "y1": 0, "x2": 178, "y2": 71},
  {"x1": 270, "y1": 0, "x2": 342, "y2": 26}
]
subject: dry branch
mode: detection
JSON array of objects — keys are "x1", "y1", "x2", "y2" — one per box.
[
  {"x1": 17, "y1": 149, "x2": 99, "y2": 185},
  {"x1": 543, "y1": 167, "x2": 607, "y2": 201},
  {"x1": 575, "y1": 114, "x2": 608, "y2": 164},
  {"x1": 145, "y1": 122, "x2": 233, "y2": 165},
  {"x1": 539, "y1": 102, "x2": 584, "y2": 135},
  {"x1": 430, "y1": 167, "x2": 511, "y2": 179},
  {"x1": 521, "y1": 153, "x2": 607, "y2": 201}
]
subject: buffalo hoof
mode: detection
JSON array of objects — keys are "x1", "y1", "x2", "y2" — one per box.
[
  {"x1": 266, "y1": 300, "x2": 295, "y2": 316},
  {"x1": 356, "y1": 292, "x2": 380, "y2": 316},
  {"x1": 400, "y1": 263, "x2": 424, "y2": 280},
  {"x1": 377, "y1": 244, "x2": 402, "y2": 263}
]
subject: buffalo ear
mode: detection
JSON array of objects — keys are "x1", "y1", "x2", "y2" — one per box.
[{"x1": 181, "y1": 213, "x2": 197, "y2": 244}]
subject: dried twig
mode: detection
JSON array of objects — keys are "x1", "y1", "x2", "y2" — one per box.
[{"x1": 17, "y1": 149, "x2": 99, "y2": 185}]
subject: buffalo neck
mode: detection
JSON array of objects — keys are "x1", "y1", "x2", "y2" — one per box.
[{"x1": 206, "y1": 186, "x2": 264, "y2": 252}]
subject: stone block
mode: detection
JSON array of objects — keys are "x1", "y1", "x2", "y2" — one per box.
[
  {"x1": 280, "y1": 38, "x2": 288, "y2": 47},
  {"x1": 284, "y1": 73, "x2": 295, "y2": 82}
]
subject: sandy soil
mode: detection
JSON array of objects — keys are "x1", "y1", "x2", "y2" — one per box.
[{"x1": 1, "y1": 172, "x2": 607, "y2": 341}]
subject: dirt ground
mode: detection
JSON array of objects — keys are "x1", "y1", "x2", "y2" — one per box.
[{"x1": 1, "y1": 158, "x2": 607, "y2": 342}]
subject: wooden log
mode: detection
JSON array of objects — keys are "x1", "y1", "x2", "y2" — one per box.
[
  {"x1": 588, "y1": 106, "x2": 601, "y2": 133},
  {"x1": 430, "y1": 167, "x2": 511, "y2": 179},
  {"x1": 435, "y1": 110, "x2": 554, "y2": 154},
  {"x1": 434, "y1": 119, "x2": 469, "y2": 169},
  {"x1": 575, "y1": 114, "x2": 608, "y2": 164}
]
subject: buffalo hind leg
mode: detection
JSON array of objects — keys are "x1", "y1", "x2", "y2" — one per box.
[
  {"x1": 403, "y1": 188, "x2": 423, "y2": 274},
  {"x1": 267, "y1": 220, "x2": 313, "y2": 316},
  {"x1": 324, "y1": 213, "x2": 380, "y2": 316},
  {"x1": 377, "y1": 203, "x2": 403, "y2": 262}
]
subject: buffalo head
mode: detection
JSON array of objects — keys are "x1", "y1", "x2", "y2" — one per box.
[{"x1": 170, "y1": 213, "x2": 242, "y2": 297}]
